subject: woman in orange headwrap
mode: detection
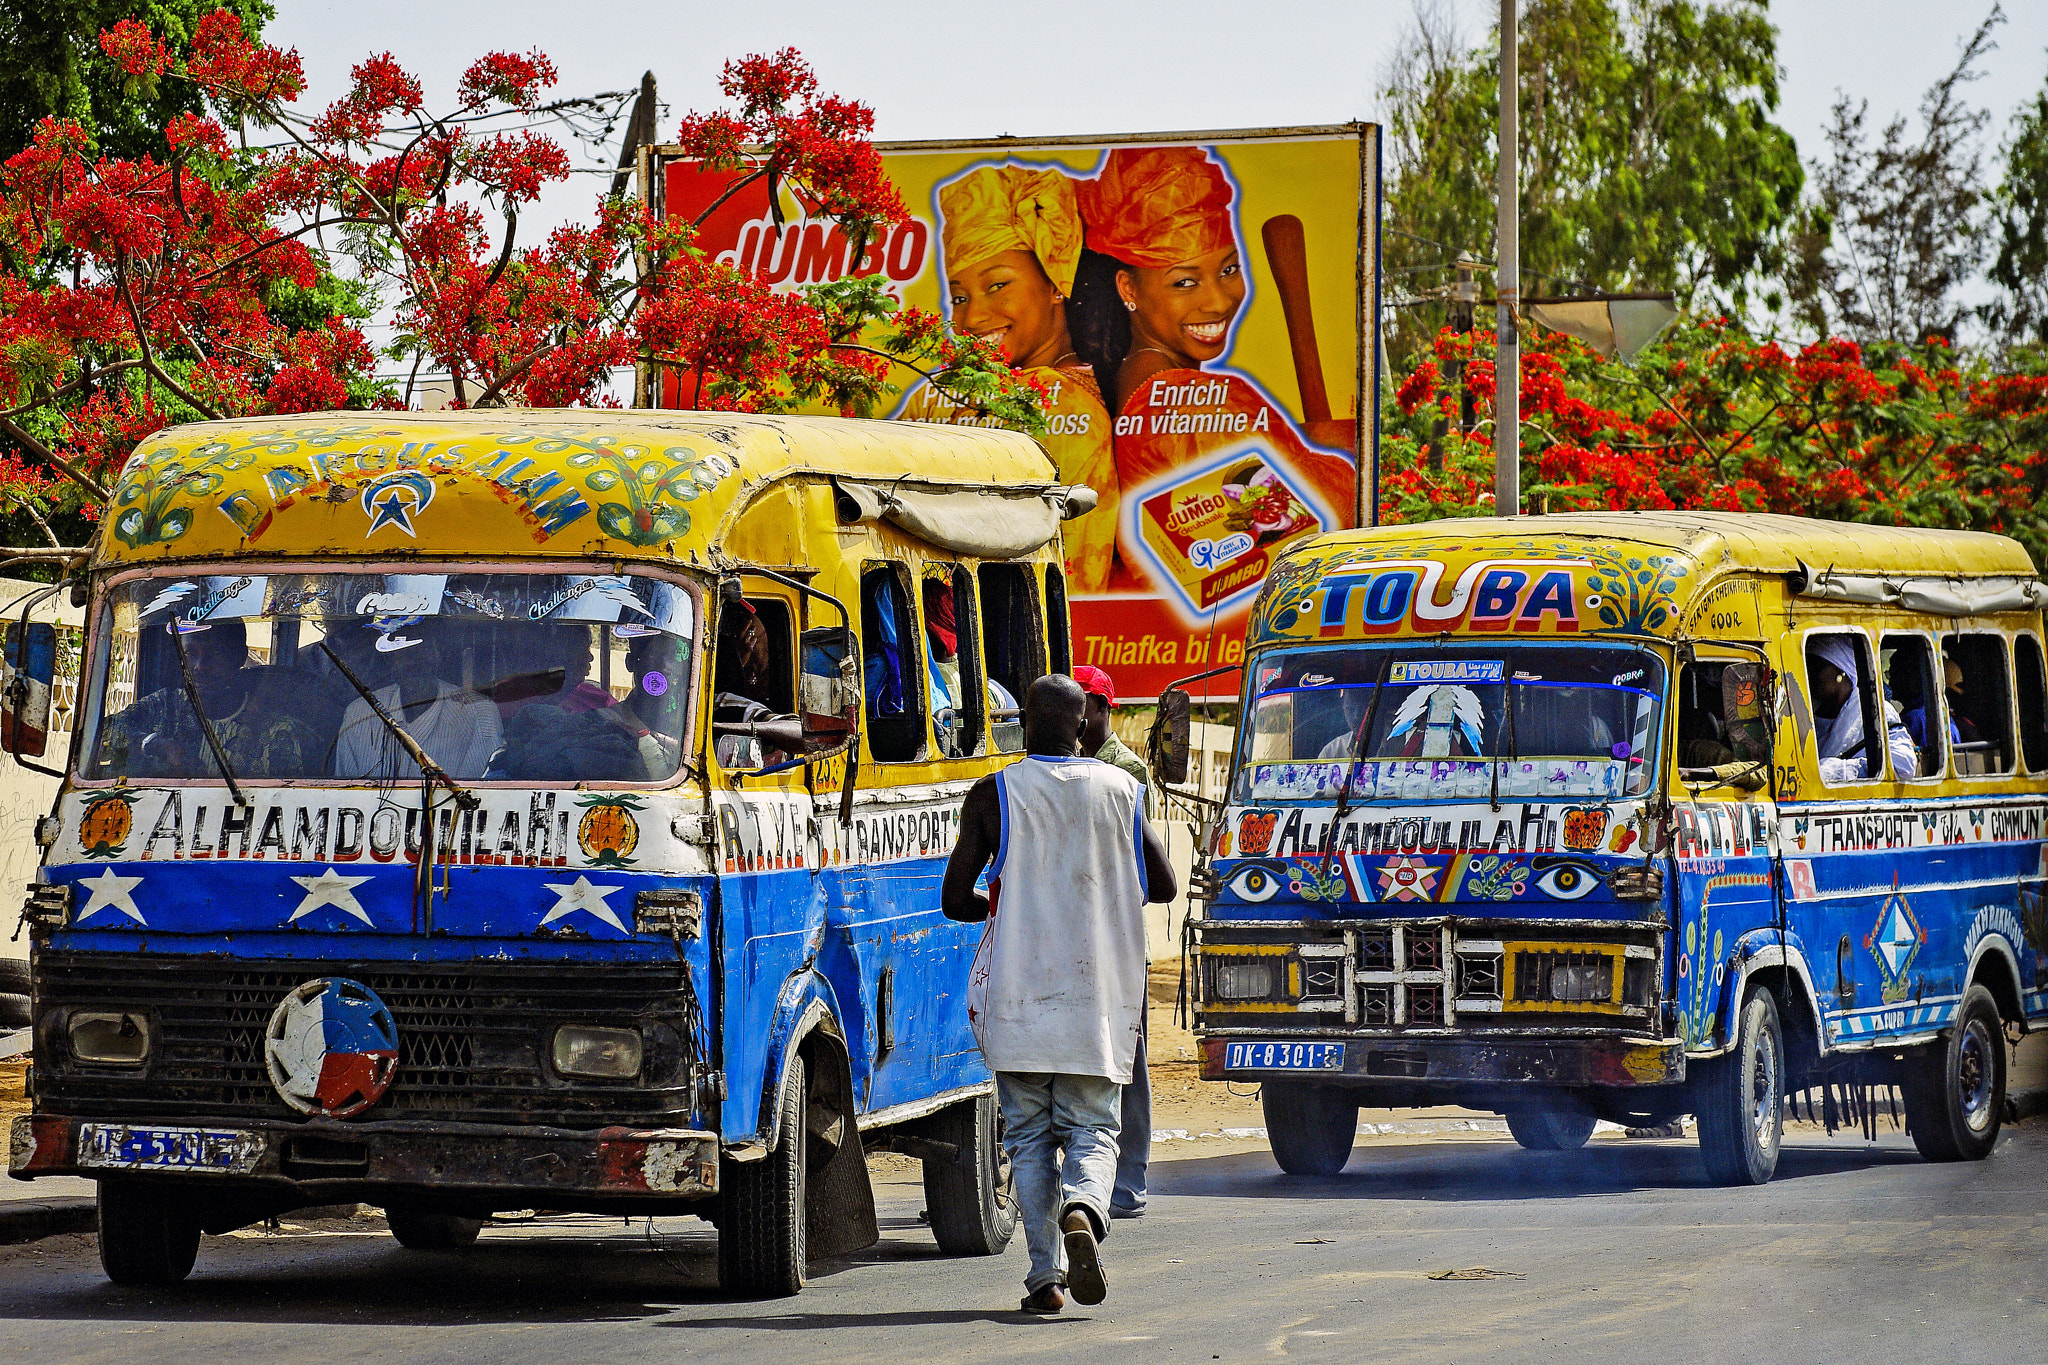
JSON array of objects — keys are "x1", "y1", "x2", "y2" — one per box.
[
  {"x1": 1072, "y1": 145, "x2": 1354, "y2": 600},
  {"x1": 895, "y1": 164, "x2": 1117, "y2": 593}
]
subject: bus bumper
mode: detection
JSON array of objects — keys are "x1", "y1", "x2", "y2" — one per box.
[
  {"x1": 9, "y1": 1113, "x2": 719, "y2": 1198},
  {"x1": 1201, "y1": 1033, "x2": 1684, "y2": 1088}
]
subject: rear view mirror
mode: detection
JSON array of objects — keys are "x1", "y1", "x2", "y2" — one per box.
[
  {"x1": 1149, "y1": 687, "x2": 1192, "y2": 785},
  {"x1": 2, "y1": 621, "x2": 56, "y2": 758},
  {"x1": 800, "y1": 624, "x2": 860, "y2": 747},
  {"x1": 1720, "y1": 662, "x2": 1771, "y2": 763}
]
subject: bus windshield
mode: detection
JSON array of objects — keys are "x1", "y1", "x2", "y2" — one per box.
[
  {"x1": 1235, "y1": 643, "x2": 1664, "y2": 802},
  {"x1": 80, "y1": 570, "x2": 696, "y2": 785}
]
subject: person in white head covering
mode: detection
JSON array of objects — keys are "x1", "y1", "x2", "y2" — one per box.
[{"x1": 1808, "y1": 634, "x2": 1920, "y2": 782}]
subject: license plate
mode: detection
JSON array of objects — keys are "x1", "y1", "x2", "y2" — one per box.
[
  {"x1": 76, "y1": 1123, "x2": 265, "y2": 1174},
  {"x1": 1225, "y1": 1041, "x2": 1344, "y2": 1071}
]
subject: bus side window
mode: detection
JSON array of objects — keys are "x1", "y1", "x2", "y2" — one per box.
[
  {"x1": 1045, "y1": 566, "x2": 1072, "y2": 673},
  {"x1": 711, "y1": 595, "x2": 796, "y2": 771},
  {"x1": 2015, "y1": 633, "x2": 2048, "y2": 772},
  {"x1": 1882, "y1": 633, "x2": 1942, "y2": 779},
  {"x1": 861, "y1": 563, "x2": 926, "y2": 763},
  {"x1": 978, "y1": 563, "x2": 1045, "y2": 754},
  {"x1": 923, "y1": 567, "x2": 985, "y2": 759},
  {"x1": 1805, "y1": 631, "x2": 1885, "y2": 785},
  {"x1": 1942, "y1": 632, "x2": 2014, "y2": 775}
]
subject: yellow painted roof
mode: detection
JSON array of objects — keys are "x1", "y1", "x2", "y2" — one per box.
[
  {"x1": 97, "y1": 410, "x2": 1059, "y2": 566},
  {"x1": 1299, "y1": 512, "x2": 2039, "y2": 579},
  {"x1": 1249, "y1": 511, "x2": 2039, "y2": 644}
]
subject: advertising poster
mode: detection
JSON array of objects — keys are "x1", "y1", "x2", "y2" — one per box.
[{"x1": 656, "y1": 125, "x2": 1380, "y2": 699}]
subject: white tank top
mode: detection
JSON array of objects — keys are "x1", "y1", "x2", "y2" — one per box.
[{"x1": 968, "y1": 755, "x2": 1151, "y2": 1082}]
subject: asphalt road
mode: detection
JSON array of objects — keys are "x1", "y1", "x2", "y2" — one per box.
[{"x1": 1, "y1": 1127, "x2": 2043, "y2": 1365}]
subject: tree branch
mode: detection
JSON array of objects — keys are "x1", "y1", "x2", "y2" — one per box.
[
  {"x1": 470, "y1": 340, "x2": 553, "y2": 408},
  {"x1": 0, "y1": 416, "x2": 111, "y2": 501},
  {"x1": 115, "y1": 257, "x2": 221, "y2": 422}
]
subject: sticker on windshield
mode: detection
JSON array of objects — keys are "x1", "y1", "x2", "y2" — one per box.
[{"x1": 1388, "y1": 659, "x2": 1503, "y2": 685}]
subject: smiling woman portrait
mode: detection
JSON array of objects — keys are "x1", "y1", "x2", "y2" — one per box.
[
  {"x1": 1070, "y1": 145, "x2": 1355, "y2": 596},
  {"x1": 896, "y1": 165, "x2": 1117, "y2": 593}
]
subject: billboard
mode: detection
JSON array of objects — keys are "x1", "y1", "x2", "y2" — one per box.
[{"x1": 655, "y1": 124, "x2": 1380, "y2": 699}]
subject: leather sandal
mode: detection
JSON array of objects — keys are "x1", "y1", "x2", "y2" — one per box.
[
  {"x1": 1061, "y1": 1210, "x2": 1106, "y2": 1305},
  {"x1": 1020, "y1": 1283, "x2": 1066, "y2": 1314}
]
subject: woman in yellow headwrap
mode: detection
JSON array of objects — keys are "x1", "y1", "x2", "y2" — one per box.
[{"x1": 895, "y1": 164, "x2": 1117, "y2": 593}]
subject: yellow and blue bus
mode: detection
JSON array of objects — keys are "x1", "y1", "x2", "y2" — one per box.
[
  {"x1": 6, "y1": 409, "x2": 1087, "y2": 1290},
  {"x1": 1182, "y1": 513, "x2": 2046, "y2": 1183}
]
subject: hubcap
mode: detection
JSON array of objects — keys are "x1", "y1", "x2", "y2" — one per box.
[
  {"x1": 1957, "y1": 1018, "x2": 1996, "y2": 1134},
  {"x1": 1749, "y1": 1023, "x2": 1781, "y2": 1151}
]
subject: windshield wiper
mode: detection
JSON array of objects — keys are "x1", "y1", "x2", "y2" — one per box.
[
  {"x1": 1491, "y1": 674, "x2": 1520, "y2": 813},
  {"x1": 169, "y1": 625, "x2": 245, "y2": 807},
  {"x1": 318, "y1": 643, "x2": 480, "y2": 812},
  {"x1": 1330, "y1": 655, "x2": 1391, "y2": 832}
]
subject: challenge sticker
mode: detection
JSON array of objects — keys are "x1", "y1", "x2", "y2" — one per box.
[{"x1": 1388, "y1": 659, "x2": 1504, "y2": 685}]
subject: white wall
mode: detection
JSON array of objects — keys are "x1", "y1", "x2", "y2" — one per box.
[{"x1": 0, "y1": 579, "x2": 85, "y2": 963}]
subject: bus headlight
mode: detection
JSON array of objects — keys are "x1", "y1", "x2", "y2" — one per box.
[
  {"x1": 69, "y1": 1011, "x2": 149, "y2": 1066},
  {"x1": 551, "y1": 1026, "x2": 643, "y2": 1080}
]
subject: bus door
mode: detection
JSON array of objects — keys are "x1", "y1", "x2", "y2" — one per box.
[{"x1": 1669, "y1": 647, "x2": 1782, "y2": 1051}]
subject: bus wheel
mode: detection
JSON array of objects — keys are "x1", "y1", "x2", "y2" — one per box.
[
  {"x1": 1505, "y1": 1108, "x2": 1598, "y2": 1150},
  {"x1": 1902, "y1": 984, "x2": 2006, "y2": 1162},
  {"x1": 384, "y1": 1209, "x2": 483, "y2": 1249},
  {"x1": 1696, "y1": 986, "x2": 1784, "y2": 1186},
  {"x1": 923, "y1": 1091, "x2": 1016, "y2": 1256},
  {"x1": 97, "y1": 1181, "x2": 200, "y2": 1287},
  {"x1": 719, "y1": 1054, "x2": 806, "y2": 1298},
  {"x1": 1262, "y1": 1083, "x2": 1359, "y2": 1176}
]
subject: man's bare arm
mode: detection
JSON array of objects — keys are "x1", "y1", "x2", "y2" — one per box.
[
  {"x1": 1140, "y1": 817, "x2": 1178, "y2": 904},
  {"x1": 942, "y1": 775, "x2": 1002, "y2": 922}
]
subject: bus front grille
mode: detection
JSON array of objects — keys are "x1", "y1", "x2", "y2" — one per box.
[{"x1": 31, "y1": 951, "x2": 700, "y2": 1128}]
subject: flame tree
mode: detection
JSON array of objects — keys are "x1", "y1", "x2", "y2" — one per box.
[{"x1": 0, "y1": 15, "x2": 1044, "y2": 551}]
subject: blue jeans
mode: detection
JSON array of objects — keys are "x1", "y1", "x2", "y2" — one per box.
[
  {"x1": 1112, "y1": 1012, "x2": 1150, "y2": 1214},
  {"x1": 996, "y1": 1072, "x2": 1121, "y2": 1292}
]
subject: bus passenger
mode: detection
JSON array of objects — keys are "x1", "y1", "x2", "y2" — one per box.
[
  {"x1": 94, "y1": 621, "x2": 322, "y2": 779},
  {"x1": 331, "y1": 619, "x2": 501, "y2": 781},
  {"x1": 1808, "y1": 636, "x2": 1919, "y2": 781}
]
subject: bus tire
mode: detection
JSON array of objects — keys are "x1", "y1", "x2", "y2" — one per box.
[
  {"x1": 384, "y1": 1209, "x2": 483, "y2": 1249},
  {"x1": 1505, "y1": 1107, "x2": 1598, "y2": 1150},
  {"x1": 1902, "y1": 984, "x2": 2005, "y2": 1162},
  {"x1": 0, "y1": 993, "x2": 27, "y2": 1029},
  {"x1": 1695, "y1": 986, "x2": 1784, "y2": 1186},
  {"x1": 719, "y1": 1054, "x2": 806, "y2": 1298},
  {"x1": 1262, "y1": 1083, "x2": 1358, "y2": 1176},
  {"x1": 922, "y1": 1091, "x2": 1015, "y2": 1256},
  {"x1": 0, "y1": 959, "x2": 28, "y2": 994},
  {"x1": 97, "y1": 1181, "x2": 200, "y2": 1287}
]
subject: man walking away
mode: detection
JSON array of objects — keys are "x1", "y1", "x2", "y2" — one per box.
[
  {"x1": 1073, "y1": 664, "x2": 1155, "y2": 1220},
  {"x1": 944, "y1": 675, "x2": 1177, "y2": 1314}
]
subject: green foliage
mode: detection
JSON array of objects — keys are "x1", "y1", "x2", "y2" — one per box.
[
  {"x1": 0, "y1": 0, "x2": 273, "y2": 161},
  {"x1": 1988, "y1": 63, "x2": 2048, "y2": 349},
  {"x1": 1782, "y1": 13, "x2": 2000, "y2": 347},
  {"x1": 1382, "y1": 0, "x2": 1802, "y2": 363}
]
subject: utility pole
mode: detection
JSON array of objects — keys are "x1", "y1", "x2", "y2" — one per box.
[{"x1": 1495, "y1": 0, "x2": 1519, "y2": 516}]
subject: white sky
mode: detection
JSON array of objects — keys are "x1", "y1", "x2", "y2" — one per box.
[{"x1": 263, "y1": 0, "x2": 2047, "y2": 371}]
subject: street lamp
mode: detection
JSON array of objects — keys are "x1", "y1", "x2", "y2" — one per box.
[{"x1": 1524, "y1": 293, "x2": 1679, "y2": 363}]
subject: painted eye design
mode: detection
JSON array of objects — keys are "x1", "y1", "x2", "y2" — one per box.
[
  {"x1": 1224, "y1": 864, "x2": 1284, "y2": 903},
  {"x1": 1532, "y1": 862, "x2": 1602, "y2": 900}
]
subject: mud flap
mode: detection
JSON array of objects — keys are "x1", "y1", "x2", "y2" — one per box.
[{"x1": 804, "y1": 1098, "x2": 878, "y2": 1257}]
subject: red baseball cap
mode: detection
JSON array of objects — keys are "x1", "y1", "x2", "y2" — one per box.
[{"x1": 1072, "y1": 666, "x2": 1117, "y2": 707}]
